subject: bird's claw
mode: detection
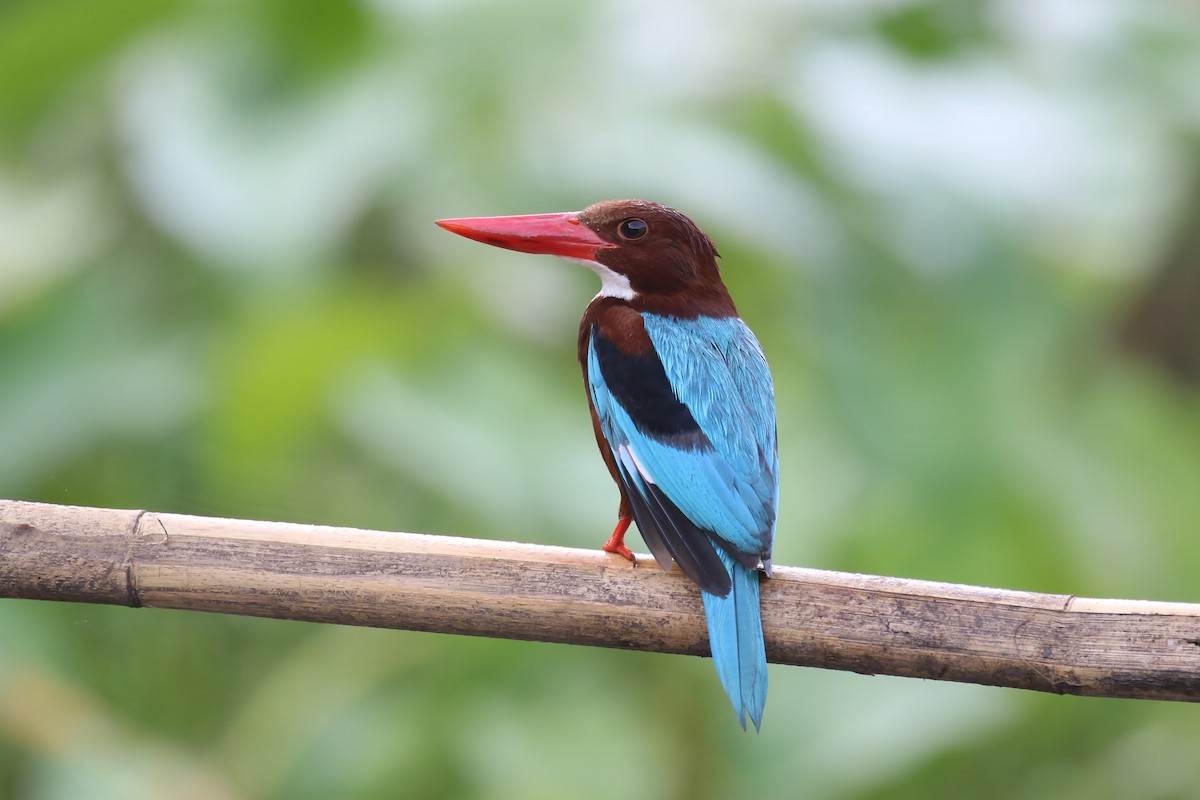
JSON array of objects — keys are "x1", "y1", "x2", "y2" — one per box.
[
  {"x1": 601, "y1": 540, "x2": 636, "y2": 564},
  {"x1": 601, "y1": 516, "x2": 636, "y2": 564}
]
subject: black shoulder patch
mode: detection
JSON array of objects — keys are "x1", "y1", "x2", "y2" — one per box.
[{"x1": 591, "y1": 325, "x2": 702, "y2": 439}]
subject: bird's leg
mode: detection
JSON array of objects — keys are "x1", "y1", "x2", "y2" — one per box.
[{"x1": 601, "y1": 516, "x2": 635, "y2": 563}]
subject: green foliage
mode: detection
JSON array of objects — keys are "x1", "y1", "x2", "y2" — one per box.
[
  {"x1": 0, "y1": 0, "x2": 187, "y2": 148},
  {"x1": 3, "y1": 0, "x2": 1200, "y2": 798},
  {"x1": 873, "y1": 1, "x2": 993, "y2": 60}
]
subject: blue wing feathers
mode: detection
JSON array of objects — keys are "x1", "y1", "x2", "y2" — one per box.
[
  {"x1": 642, "y1": 315, "x2": 777, "y2": 510},
  {"x1": 638, "y1": 314, "x2": 777, "y2": 558},
  {"x1": 613, "y1": 444, "x2": 731, "y2": 595},
  {"x1": 586, "y1": 312, "x2": 777, "y2": 730},
  {"x1": 591, "y1": 345, "x2": 732, "y2": 594}
]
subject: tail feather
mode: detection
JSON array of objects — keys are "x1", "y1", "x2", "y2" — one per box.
[{"x1": 701, "y1": 550, "x2": 767, "y2": 731}]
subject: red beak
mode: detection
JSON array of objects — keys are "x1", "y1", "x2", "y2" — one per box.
[{"x1": 435, "y1": 212, "x2": 616, "y2": 260}]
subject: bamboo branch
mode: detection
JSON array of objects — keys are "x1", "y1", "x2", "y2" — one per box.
[{"x1": 3, "y1": 499, "x2": 1200, "y2": 701}]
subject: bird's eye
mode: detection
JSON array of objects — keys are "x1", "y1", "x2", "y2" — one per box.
[{"x1": 617, "y1": 218, "x2": 648, "y2": 240}]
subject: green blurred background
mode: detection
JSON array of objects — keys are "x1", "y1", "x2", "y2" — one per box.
[{"x1": 3, "y1": 0, "x2": 1200, "y2": 797}]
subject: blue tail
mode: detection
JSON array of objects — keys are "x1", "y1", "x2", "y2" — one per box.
[{"x1": 701, "y1": 550, "x2": 767, "y2": 731}]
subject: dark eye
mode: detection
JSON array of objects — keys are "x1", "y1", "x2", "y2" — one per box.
[{"x1": 617, "y1": 218, "x2": 648, "y2": 240}]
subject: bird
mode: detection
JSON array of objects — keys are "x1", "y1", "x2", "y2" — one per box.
[{"x1": 436, "y1": 200, "x2": 777, "y2": 730}]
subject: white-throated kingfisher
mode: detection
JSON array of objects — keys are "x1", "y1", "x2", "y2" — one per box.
[{"x1": 436, "y1": 200, "x2": 777, "y2": 730}]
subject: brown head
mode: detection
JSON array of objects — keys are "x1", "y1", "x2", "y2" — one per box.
[{"x1": 436, "y1": 199, "x2": 734, "y2": 315}]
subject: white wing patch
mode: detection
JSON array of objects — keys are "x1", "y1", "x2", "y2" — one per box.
[{"x1": 616, "y1": 443, "x2": 655, "y2": 486}]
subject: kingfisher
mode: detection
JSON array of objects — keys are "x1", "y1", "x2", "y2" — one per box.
[{"x1": 436, "y1": 200, "x2": 777, "y2": 730}]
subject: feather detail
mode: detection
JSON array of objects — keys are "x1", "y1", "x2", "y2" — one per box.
[
  {"x1": 703, "y1": 551, "x2": 768, "y2": 731},
  {"x1": 613, "y1": 443, "x2": 731, "y2": 596}
]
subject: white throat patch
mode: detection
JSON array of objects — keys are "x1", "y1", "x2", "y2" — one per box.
[{"x1": 565, "y1": 257, "x2": 636, "y2": 301}]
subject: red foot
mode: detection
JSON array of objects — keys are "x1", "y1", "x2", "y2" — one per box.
[{"x1": 601, "y1": 517, "x2": 635, "y2": 563}]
